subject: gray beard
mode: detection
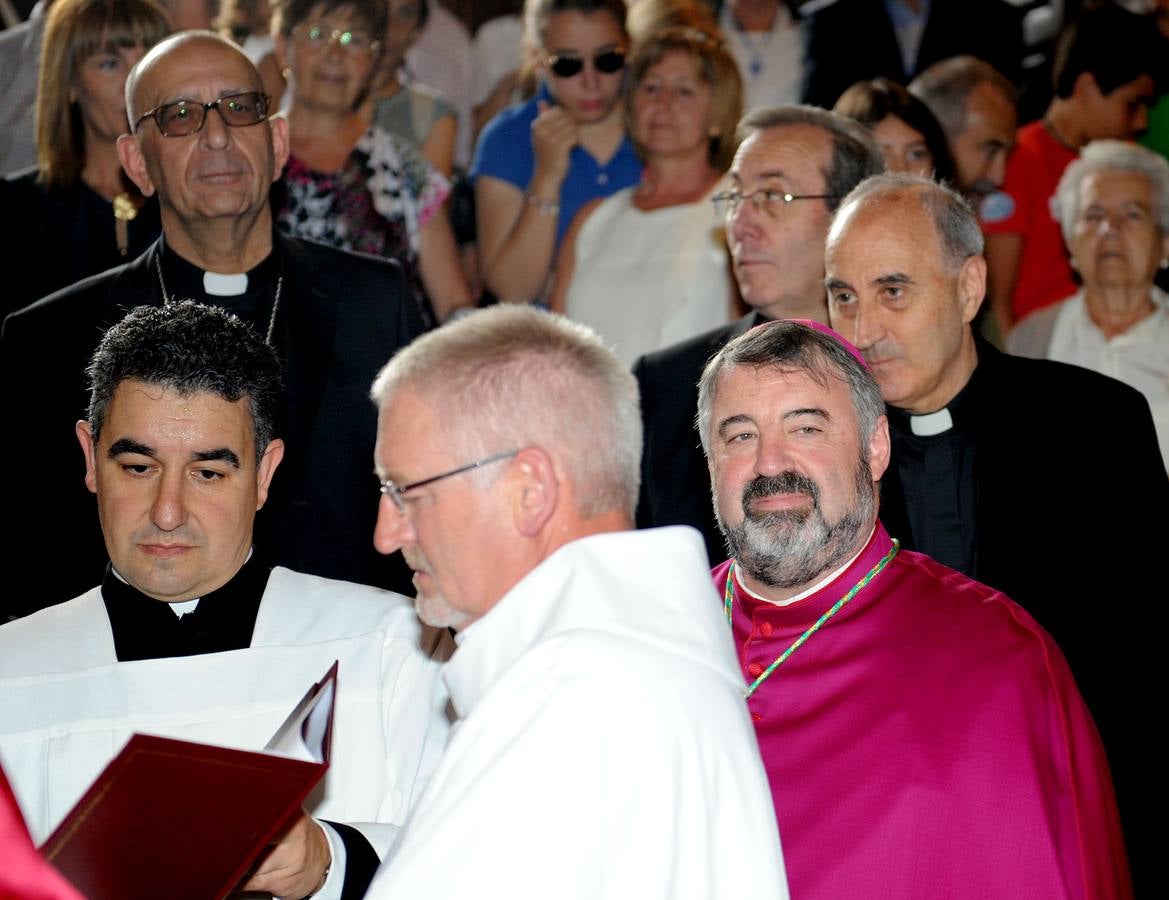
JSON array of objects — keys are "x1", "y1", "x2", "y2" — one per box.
[
  {"x1": 717, "y1": 459, "x2": 875, "y2": 590},
  {"x1": 415, "y1": 592, "x2": 471, "y2": 631}
]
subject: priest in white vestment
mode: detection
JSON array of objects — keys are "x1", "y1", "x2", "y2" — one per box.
[
  {"x1": 364, "y1": 305, "x2": 789, "y2": 898},
  {"x1": 0, "y1": 302, "x2": 449, "y2": 900}
]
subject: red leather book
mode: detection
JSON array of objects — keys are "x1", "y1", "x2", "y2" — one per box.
[{"x1": 39, "y1": 662, "x2": 338, "y2": 900}]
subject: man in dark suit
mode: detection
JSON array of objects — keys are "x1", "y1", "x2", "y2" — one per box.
[
  {"x1": 798, "y1": 0, "x2": 1024, "y2": 109},
  {"x1": 634, "y1": 106, "x2": 883, "y2": 562},
  {"x1": 0, "y1": 32, "x2": 423, "y2": 619},
  {"x1": 824, "y1": 172, "x2": 1167, "y2": 888}
]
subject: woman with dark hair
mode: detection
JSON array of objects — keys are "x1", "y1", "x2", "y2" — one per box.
[
  {"x1": 215, "y1": 0, "x2": 287, "y2": 107},
  {"x1": 0, "y1": 0, "x2": 171, "y2": 317},
  {"x1": 470, "y1": 0, "x2": 641, "y2": 304},
  {"x1": 833, "y1": 77, "x2": 955, "y2": 182},
  {"x1": 365, "y1": 0, "x2": 458, "y2": 177},
  {"x1": 549, "y1": 25, "x2": 743, "y2": 366},
  {"x1": 272, "y1": 0, "x2": 471, "y2": 324}
]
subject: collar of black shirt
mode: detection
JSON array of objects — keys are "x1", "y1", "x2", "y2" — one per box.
[{"x1": 102, "y1": 553, "x2": 273, "y2": 662}]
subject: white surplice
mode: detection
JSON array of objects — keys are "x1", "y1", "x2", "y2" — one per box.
[
  {"x1": 0, "y1": 567, "x2": 450, "y2": 857},
  {"x1": 367, "y1": 527, "x2": 790, "y2": 899}
]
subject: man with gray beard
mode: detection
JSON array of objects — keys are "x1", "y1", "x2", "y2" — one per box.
[{"x1": 699, "y1": 319, "x2": 1130, "y2": 899}]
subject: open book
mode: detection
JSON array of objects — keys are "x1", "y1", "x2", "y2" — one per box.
[{"x1": 39, "y1": 661, "x2": 339, "y2": 900}]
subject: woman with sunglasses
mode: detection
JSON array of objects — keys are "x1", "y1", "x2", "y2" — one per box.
[
  {"x1": 271, "y1": 0, "x2": 471, "y2": 325},
  {"x1": 0, "y1": 0, "x2": 170, "y2": 319},
  {"x1": 548, "y1": 25, "x2": 742, "y2": 367},
  {"x1": 470, "y1": 0, "x2": 641, "y2": 304}
]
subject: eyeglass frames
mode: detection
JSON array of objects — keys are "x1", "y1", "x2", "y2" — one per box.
[
  {"x1": 711, "y1": 188, "x2": 839, "y2": 219},
  {"x1": 133, "y1": 91, "x2": 270, "y2": 138},
  {"x1": 545, "y1": 48, "x2": 626, "y2": 79},
  {"x1": 379, "y1": 449, "x2": 519, "y2": 513},
  {"x1": 293, "y1": 23, "x2": 379, "y2": 54}
]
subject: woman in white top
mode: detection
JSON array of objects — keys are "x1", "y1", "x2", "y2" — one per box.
[
  {"x1": 1008, "y1": 140, "x2": 1169, "y2": 469},
  {"x1": 550, "y1": 25, "x2": 743, "y2": 368}
]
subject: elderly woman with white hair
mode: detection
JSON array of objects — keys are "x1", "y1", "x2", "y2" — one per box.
[{"x1": 1007, "y1": 139, "x2": 1169, "y2": 469}]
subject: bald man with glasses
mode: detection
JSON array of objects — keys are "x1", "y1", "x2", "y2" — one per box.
[{"x1": 0, "y1": 31, "x2": 425, "y2": 620}]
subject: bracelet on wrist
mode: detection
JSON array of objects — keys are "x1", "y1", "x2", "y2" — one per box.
[{"x1": 526, "y1": 193, "x2": 560, "y2": 217}]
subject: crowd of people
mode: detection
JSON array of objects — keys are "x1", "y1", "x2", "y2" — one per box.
[{"x1": 0, "y1": 0, "x2": 1166, "y2": 898}]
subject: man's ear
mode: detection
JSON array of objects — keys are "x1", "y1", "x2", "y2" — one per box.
[
  {"x1": 117, "y1": 133, "x2": 157, "y2": 197},
  {"x1": 76, "y1": 420, "x2": 99, "y2": 495},
  {"x1": 1072, "y1": 71, "x2": 1103, "y2": 103},
  {"x1": 255, "y1": 438, "x2": 285, "y2": 509},
  {"x1": 957, "y1": 255, "x2": 987, "y2": 324},
  {"x1": 867, "y1": 415, "x2": 891, "y2": 484},
  {"x1": 512, "y1": 447, "x2": 558, "y2": 537},
  {"x1": 269, "y1": 113, "x2": 291, "y2": 182}
]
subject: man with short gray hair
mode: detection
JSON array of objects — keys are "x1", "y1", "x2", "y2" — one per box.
[
  {"x1": 701, "y1": 317, "x2": 1129, "y2": 898},
  {"x1": 825, "y1": 172, "x2": 1168, "y2": 885},
  {"x1": 365, "y1": 305, "x2": 788, "y2": 899}
]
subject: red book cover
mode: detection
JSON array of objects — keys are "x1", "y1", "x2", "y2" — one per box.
[{"x1": 39, "y1": 662, "x2": 338, "y2": 900}]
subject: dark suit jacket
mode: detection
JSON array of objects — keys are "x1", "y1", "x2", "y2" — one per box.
[
  {"x1": 0, "y1": 168, "x2": 162, "y2": 320},
  {"x1": 0, "y1": 233, "x2": 424, "y2": 619},
  {"x1": 634, "y1": 312, "x2": 768, "y2": 565},
  {"x1": 799, "y1": 0, "x2": 1024, "y2": 109}
]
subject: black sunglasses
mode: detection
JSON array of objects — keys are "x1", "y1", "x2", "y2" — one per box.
[{"x1": 546, "y1": 48, "x2": 626, "y2": 79}]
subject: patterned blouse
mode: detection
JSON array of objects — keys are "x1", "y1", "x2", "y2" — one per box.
[{"x1": 277, "y1": 125, "x2": 450, "y2": 323}]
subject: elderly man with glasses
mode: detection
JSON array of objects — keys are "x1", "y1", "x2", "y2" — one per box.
[{"x1": 0, "y1": 31, "x2": 425, "y2": 621}]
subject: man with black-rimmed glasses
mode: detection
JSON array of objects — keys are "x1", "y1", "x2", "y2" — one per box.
[{"x1": 0, "y1": 31, "x2": 425, "y2": 621}]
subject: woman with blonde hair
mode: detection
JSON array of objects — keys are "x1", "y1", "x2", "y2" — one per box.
[
  {"x1": 0, "y1": 0, "x2": 171, "y2": 316},
  {"x1": 549, "y1": 25, "x2": 743, "y2": 366}
]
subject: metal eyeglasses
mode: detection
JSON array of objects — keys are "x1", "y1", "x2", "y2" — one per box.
[
  {"x1": 379, "y1": 450, "x2": 519, "y2": 513},
  {"x1": 293, "y1": 23, "x2": 379, "y2": 54},
  {"x1": 711, "y1": 188, "x2": 839, "y2": 219},
  {"x1": 133, "y1": 91, "x2": 270, "y2": 137}
]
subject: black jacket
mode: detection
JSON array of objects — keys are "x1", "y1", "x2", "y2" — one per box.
[{"x1": 799, "y1": 0, "x2": 1024, "y2": 108}]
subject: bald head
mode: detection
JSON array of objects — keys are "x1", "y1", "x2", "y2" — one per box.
[
  {"x1": 115, "y1": 29, "x2": 288, "y2": 271},
  {"x1": 824, "y1": 174, "x2": 984, "y2": 414},
  {"x1": 125, "y1": 31, "x2": 262, "y2": 123}
]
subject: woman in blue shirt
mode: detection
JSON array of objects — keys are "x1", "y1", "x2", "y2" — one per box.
[{"x1": 470, "y1": 0, "x2": 641, "y2": 304}]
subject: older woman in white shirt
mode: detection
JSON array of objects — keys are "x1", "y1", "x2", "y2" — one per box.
[
  {"x1": 549, "y1": 25, "x2": 743, "y2": 368},
  {"x1": 1008, "y1": 140, "x2": 1169, "y2": 469}
]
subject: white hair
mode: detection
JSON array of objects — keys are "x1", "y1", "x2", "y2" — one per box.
[
  {"x1": 371, "y1": 306, "x2": 642, "y2": 519},
  {"x1": 1053, "y1": 139, "x2": 1169, "y2": 245}
]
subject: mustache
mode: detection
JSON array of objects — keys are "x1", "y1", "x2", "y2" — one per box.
[{"x1": 741, "y1": 471, "x2": 820, "y2": 514}]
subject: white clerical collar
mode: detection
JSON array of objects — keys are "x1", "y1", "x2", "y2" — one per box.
[
  {"x1": 909, "y1": 407, "x2": 953, "y2": 436},
  {"x1": 738, "y1": 525, "x2": 877, "y2": 607},
  {"x1": 203, "y1": 271, "x2": 248, "y2": 296}
]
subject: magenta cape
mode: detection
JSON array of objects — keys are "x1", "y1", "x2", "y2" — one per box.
[{"x1": 713, "y1": 524, "x2": 1130, "y2": 899}]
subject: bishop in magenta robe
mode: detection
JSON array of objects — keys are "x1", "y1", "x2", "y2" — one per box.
[{"x1": 714, "y1": 523, "x2": 1130, "y2": 899}]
